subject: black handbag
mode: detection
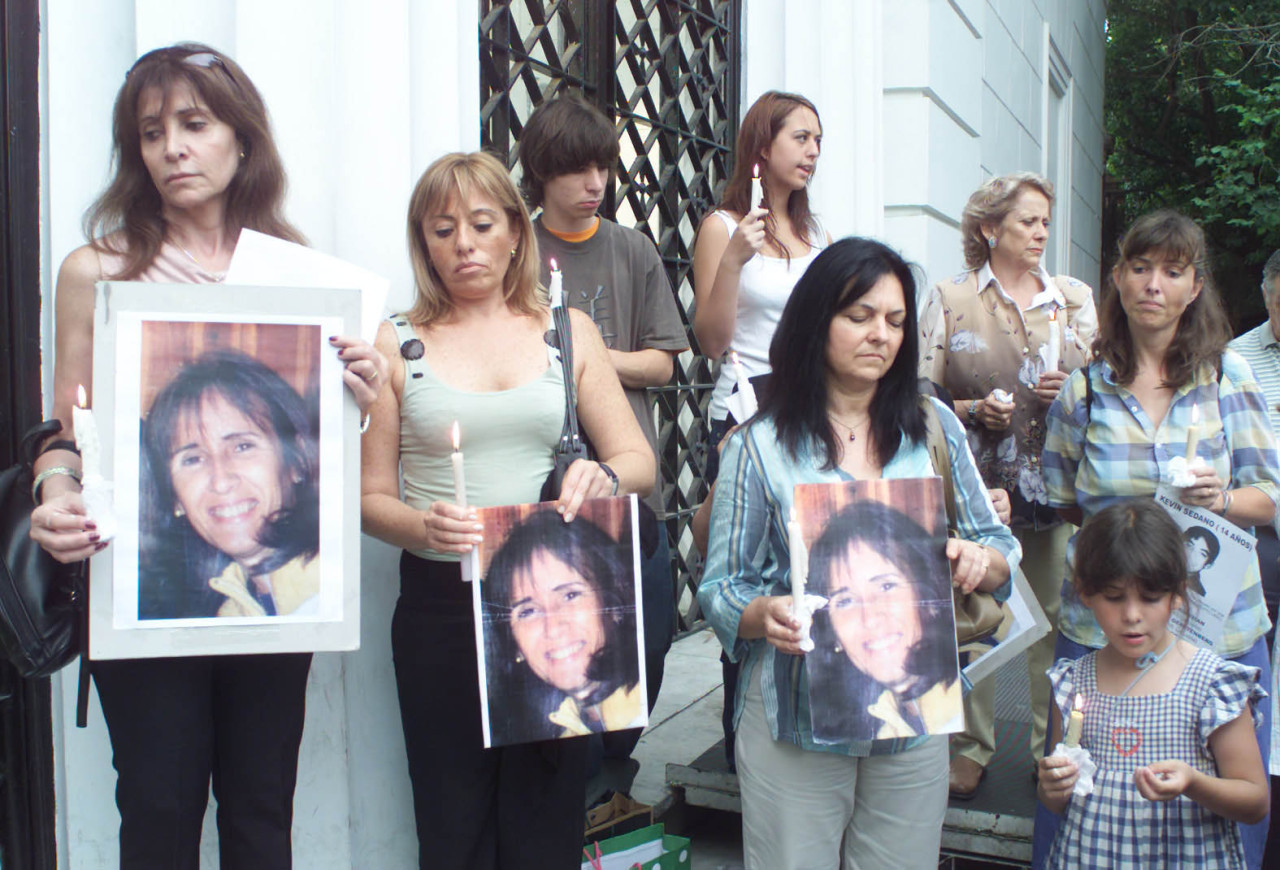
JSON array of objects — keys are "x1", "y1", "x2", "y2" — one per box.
[
  {"x1": 0, "y1": 420, "x2": 84, "y2": 677},
  {"x1": 538, "y1": 305, "x2": 660, "y2": 558},
  {"x1": 539, "y1": 303, "x2": 590, "y2": 503}
]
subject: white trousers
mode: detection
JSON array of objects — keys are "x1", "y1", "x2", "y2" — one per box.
[{"x1": 736, "y1": 668, "x2": 950, "y2": 870}]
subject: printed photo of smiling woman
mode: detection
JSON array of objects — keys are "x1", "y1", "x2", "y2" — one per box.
[
  {"x1": 139, "y1": 345, "x2": 321, "y2": 620},
  {"x1": 477, "y1": 497, "x2": 645, "y2": 748},
  {"x1": 805, "y1": 497, "x2": 962, "y2": 743}
]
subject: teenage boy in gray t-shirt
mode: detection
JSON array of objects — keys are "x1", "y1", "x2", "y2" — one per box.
[{"x1": 520, "y1": 93, "x2": 688, "y2": 792}]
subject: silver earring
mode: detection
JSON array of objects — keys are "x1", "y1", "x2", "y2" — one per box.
[
  {"x1": 515, "y1": 651, "x2": 524, "y2": 663},
  {"x1": 988, "y1": 236, "x2": 997, "y2": 249},
  {"x1": 174, "y1": 505, "x2": 185, "y2": 518},
  {"x1": 510, "y1": 248, "x2": 517, "y2": 257},
  {"x1": 834, "y1": 642, "x2": 842, "y2": 654}
]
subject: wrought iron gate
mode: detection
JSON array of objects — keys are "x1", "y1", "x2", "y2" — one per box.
[{"x1": 480, "y1": 0, "x2": 740, "y2": 630}]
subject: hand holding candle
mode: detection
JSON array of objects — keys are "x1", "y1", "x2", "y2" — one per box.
[
  {"x1": 72, "y1": 385, "x2": 118, "y2": 541},
  {"x1": 750, "y1": 164, "x2": 764, "y2": 211}
]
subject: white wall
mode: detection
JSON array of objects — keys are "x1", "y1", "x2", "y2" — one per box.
[
  {"x1": 742, "y1": 0, "x2": 885, "y2": 241},
  {"x1": 878, "y1": 0, "x2": 1107, "y2": 297},
  {"x1": 742, "y1": 0, "x2": 1104, "y2": 298},
  {"x1": 42, "y1": 1, "x2": 478, "y2": 867}
]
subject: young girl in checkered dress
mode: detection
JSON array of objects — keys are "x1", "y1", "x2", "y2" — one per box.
[{"x1": 1037, "y1": 500, "x2": 1268, "y2": 868}]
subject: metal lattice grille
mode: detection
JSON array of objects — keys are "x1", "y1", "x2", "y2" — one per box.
[{"x1": 480, "y1": 0, "x2": 739, "y2": 630}]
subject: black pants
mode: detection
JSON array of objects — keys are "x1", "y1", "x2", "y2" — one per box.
[
  {"x1": 92, "y1": 652, "x2": 311, "y2": 870},
  {"x1": 392, "y1": 552, "x2": 588, "y2": 870}
]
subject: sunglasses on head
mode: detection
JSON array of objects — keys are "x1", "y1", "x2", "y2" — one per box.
[{"x1": 126, "y1": 48, "x2": 231, "y2": 81}]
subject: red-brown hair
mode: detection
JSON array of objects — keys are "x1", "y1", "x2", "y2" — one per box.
[{"x1": 715, "y1": 91, "x2": 821, "y2": 260}]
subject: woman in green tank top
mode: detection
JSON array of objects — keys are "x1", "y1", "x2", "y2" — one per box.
[{"x1": 360, "y1": 151, "x2": 653, "y2": 870}]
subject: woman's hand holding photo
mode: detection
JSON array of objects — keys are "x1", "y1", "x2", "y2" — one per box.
[
  {"x1": 329, "y1": 335, "x2": 389, "y2": 414},
  {"x1": 947, "y1": 539, "x2": 991, "y2": 594},
  {"x1": 554, "y1": 459, "x2": 616, "y2": 523}
]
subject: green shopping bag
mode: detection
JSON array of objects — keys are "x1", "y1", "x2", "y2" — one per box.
[{"x1": 580, "y1": 823, "x2": 691, "y2": 870}]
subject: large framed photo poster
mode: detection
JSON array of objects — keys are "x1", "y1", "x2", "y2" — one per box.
[{"x1": 87, "y1": 281, "x2": 362, "y2": 659}]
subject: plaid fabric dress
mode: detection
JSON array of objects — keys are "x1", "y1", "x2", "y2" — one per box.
[{"x1": 1046, "y1": 648, "x2": 1264, "y2": 869}]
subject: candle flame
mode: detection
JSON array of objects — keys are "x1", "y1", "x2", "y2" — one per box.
[
  {"x1": 1073, "y1": 693, "x2": 1084, "y2": 713},
  {"x1": 752, "y1": 163, "x2": 760, "y2": 178},
  {"x1": 451, "y1": 420, "x2": 461, "y2": 451},
  {"x1": 1049, "y1": 307, "x2": 1058, "y2": 322},
  {"x1": 549, "y1": 257, "x2": 559, "y2": 272},
  {"x1": 1190, "y1": 404, "x2": 1200, "y2": 425},
  {"x1": 77, "y1": 384, "x2": 87, "y2": 408},
  {"x1": 730, "y1": 350, "x2": 741, "y2": 366}
]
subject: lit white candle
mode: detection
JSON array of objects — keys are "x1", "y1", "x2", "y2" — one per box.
[
  {"x1": 73, "y1": 384, "x2": 118, "y2": 540},
  {"x1": 729, "y1": 351, "x2": 758, "y2": 419},
  {"x1": 788, "y1": 508, "x2": 808, "y2": 604},
  {"x1": 789, "y1": 507, "x2": 814, "y2": 651},
  {"x1": 1064, "y1": 693, "x2": 1084, "y2": 748},
  {"x1": 750, "y1": 164, "x2": 763, "y2": 211},
  {"x1": 72, "y1": 385, "x2": 100, "y2": 478},
  {"x1": 548, "y1": 258, "x2": 564, "y2": 309},
  {"x1": 1185, "y1": 403, "x2": 1200, "y2": 462},
  {"x1": 1045, "y1": 307, "x2": 1061, "y2": 373},
  {"x1": 451, "y1": 421, "x2": 477, "y2": 582}
]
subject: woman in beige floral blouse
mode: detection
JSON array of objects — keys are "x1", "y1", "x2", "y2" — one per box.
[{"x1": 918, "y1": 172, "x2": 1096, "y2": 798}]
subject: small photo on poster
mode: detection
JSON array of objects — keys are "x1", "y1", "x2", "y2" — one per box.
[
  {"x1": 1155, "y1": 488, "x2": 1254, "y2": 648},
  {"x1": 796, "y1": 478, "x2": 963, "y2": 743},
  {"x1": 474, "y1": 495, "x2": 647, "y2": 748}
]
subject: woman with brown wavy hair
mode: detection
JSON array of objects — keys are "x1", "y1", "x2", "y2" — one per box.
[
  {"x1": 1035, "y1": 210, "x2": 1278, "y2": 869},
  {"x1": 29, "y1": 43, "x2": 386, "y2": 868}
]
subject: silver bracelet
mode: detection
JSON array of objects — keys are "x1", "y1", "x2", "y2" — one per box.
[
  {"x1": 1218, "y1": 489, "x2": 1233, "y2": 517},
  {"x1": 32, "y1": 466, "x2": 82, "y2": 504}
]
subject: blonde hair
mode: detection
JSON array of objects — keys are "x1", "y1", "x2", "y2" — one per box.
[
  {"x1": 959, "y1": 172, "x2": 1055, "y2": 270},
  {"x1": 404, "y1": 151, "x2": 542, "y2": 325}
]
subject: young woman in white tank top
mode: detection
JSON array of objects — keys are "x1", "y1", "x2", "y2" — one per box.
[{"x1": 692, "y1": 90, "x2": 831, "y2": 432}]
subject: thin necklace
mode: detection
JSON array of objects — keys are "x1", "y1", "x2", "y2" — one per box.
[
  {"x1": 1118, "y1": 634, "x2": 1177, "y2": 696},
  {"x1": 173, "y1": 239, "x2": 227, "y2": 280},
  {"x1": 827, "y1": 411, "x2": 867, "y2": 442}
]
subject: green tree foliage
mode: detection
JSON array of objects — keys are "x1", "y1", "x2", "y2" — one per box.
[{"x1": 1106, "y1": 1, "x2": 1280, "y2": 327}]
